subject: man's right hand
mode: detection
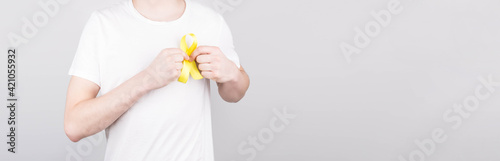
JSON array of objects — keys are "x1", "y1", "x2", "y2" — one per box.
[
  {"x1": 144, "y1": 48, "x2": 189, "y2": 90},
  {"x1": 65, "y1": 48, "x2": 189, "y2": 142}
]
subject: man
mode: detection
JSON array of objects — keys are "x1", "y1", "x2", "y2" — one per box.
[{"x1": 64, "y1": 0, "x2": 249, "y2": 160}]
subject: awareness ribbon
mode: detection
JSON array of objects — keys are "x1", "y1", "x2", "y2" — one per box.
[{"x1": 178, "y1": 33, "x2": 203, "y2": 83}]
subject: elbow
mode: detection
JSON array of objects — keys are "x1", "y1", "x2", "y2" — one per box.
[
  {"x1": 224, "y1": 98, "x2": 241, "y2": 103},
  {"x1": 221, "y1": 86, "x2": 249, "y2": 103},
  {"x1": 222, "y1": 93, "x2": 245, "y2": 103},
  {"x1": 64, "y1": 119, "x2": 83, "y2": 142}
]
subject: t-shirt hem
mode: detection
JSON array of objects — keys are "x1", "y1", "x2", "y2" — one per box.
[{"x1": 68, "y1": 70, "x2": 101, "y2": 87}]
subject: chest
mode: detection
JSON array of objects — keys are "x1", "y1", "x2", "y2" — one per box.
[{"x1": 97, "y1": 22, "x2": 219, "y2": 93}]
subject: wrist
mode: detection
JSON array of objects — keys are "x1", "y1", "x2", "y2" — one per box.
[
  {"x1": 139, "y1": 69, "x2": 161, "y2": 91},
  {"x1": 223, "y1": 67, "x2": 243, "y2": 84}
]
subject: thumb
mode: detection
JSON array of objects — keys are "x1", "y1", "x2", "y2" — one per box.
[{"x1": 181, "y1": 52, "x2": 189, "y2": 61}]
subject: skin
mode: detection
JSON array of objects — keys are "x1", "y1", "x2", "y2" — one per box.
[{"x1": 64, "y1": 0, "x2": 250, "y2": 142}]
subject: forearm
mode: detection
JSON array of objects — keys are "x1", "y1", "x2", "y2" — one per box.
[
  {"x1": 64, "y1": 70, "x2": 154, "y2": 142},
  {"x1": 217, "y1": 67, "x2": 250, "y2": 102}
]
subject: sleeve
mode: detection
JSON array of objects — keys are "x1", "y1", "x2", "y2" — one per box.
[
  {"x1": 217, "y1": 15, "x2": 241, "y2": 68},
  {"x1": 68, "y1": 12, "x2": 102, "y2": 86}
]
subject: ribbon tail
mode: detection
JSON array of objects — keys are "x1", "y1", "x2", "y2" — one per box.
[
  {"x1": 189, "y1": 61, "x2": 203, "y2": 80},
  {"x1": 178, "y1": 60, "x2": 190, "y2": 83}
]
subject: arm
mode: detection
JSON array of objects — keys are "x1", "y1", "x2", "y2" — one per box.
[
  {"x1": 64, "y1": 72, "x2": 151, "y2": 142},
  {"x1": 190, "y1": 46, "x2": 250, "y2": 102},
  {"x1": 64, "y1": 48, "x2": 187, "y2": 142},
  {"x1": 217, "y1": 66, "x2": 249, "y2": 102}
]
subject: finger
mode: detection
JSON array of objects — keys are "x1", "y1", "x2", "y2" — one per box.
[
  {"x1": 175, "y1": 62, "x2": 183, "y2": 70},
  {"x1": 190, "y1": 46, "x2": 218, "y2": 61},
  {"x1": 196, "y1": 55, "x2": 212, "y2": 64},
  {"x1": 172, "y1": 54, "x2": 184, "y2": 62},
  {"x1": 180, "y1": 52, "x2": 189, "y2": 60},
  {"x1": 198, "y1": 64, "x2": 212, "y2": 71},
  {"x1": 201, "y1": 71, "x2": 213, "y2": 79},
  {"x1": 162, "y1": 48, "x2": 182, "y2": 55}
]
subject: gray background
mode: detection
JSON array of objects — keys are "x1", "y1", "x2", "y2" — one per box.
[{"x1": 1, "y1": 0, "x2": 500, "y2": 160}]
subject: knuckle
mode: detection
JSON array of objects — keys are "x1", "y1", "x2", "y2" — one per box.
[
  {"x1": 165, "y1": 57, "x2": 172, "y2": 62},
  {"x1": 161, "y1": 48, "x2": 171, "y2": 54},
  {"x1": 172, "y1": 69, "x2": 179, "y2": 75}
]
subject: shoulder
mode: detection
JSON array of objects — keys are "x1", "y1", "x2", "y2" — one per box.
[
  {"x1": 188, "y1": 0, "x2": 225, "y2": 24},
  {"x1": 88, "y1": 1, "x2": 131, "y2": 24}
]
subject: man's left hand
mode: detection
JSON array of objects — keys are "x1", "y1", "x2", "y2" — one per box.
[{"x1": 190, "y1": 46, "x2": 240, "y2": 83}]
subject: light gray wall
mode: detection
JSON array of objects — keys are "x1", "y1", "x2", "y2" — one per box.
[{"x1": 1, "y1": 0, "x2": 500, "y2": 161}]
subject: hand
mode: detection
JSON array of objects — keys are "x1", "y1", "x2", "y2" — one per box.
[
  {"x1": 144, "y1": 48, "x2": 189, "y2": 89},
  {"x1": 190, "y1": 46, "x2": 240, "y2": 83}
]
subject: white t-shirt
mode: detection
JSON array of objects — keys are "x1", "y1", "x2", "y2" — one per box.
[{"x1": 68, "y1": 0, "x2": 240, "y2": 160}]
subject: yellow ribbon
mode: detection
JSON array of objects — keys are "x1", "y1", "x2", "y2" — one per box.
[{"x1": 178, "y1": 33, "x2": 203, "y2": 83}]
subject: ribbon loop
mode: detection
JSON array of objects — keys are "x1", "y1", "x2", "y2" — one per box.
[{"x1": 178, "y1": 33, "x2": 203, "y2": 83}]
